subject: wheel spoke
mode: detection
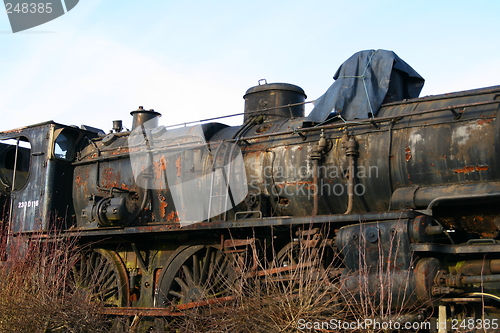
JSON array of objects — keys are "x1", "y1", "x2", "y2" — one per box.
[
  {"x1": 206, "y1": 250, "x2": 217, "y2": 284},
  {"x1": 86, "y1": 253, "x2": 98, "y2": 285},
  {"x1": 181, "y1": 265, "x2": 196, "y2": 288},
  {"x1": 174, "y1": 276, "x2": 189, "y2": 292},
  {"x1": 96, "y1": 267, "x2": 113, "y2": 287},
  {"x1": 102, "y1": 286, "x2": 118, "y2": 298},
  {"x1": 200, "y1": 247, "x2": 212, "y2": 283},
  {"x1": 82, "y1": 254, "x2": 92, "y2": 284},
  {"x1": 101, "y1": 273, "x2": 117, "y2": 292},
  {"x1": 210, "y1": 257, "x2": 229, "y2": 288},
  {"x1": 192, "y1": 254, "x2": 200, "y2": 284},
  {"x1": 168, "y1": 290, "x2": 184, "y2": 299},
  {"x1": 70, "y1": 265, "x2": 82, "y2": 286}
]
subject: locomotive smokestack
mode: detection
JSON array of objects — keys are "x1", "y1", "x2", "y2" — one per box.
[{"x1": 130, "y1": 106, "x2": 162, "y2": 130}]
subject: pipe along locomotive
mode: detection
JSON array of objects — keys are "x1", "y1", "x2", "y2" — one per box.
[{"x1": 1, "y1": 49, "x2": 500, "y2": 328}]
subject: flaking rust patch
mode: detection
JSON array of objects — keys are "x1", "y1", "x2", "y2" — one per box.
[
  {"x1": 153, "y1": 156, "x2": 167, "y2": 179},
  {"x1": 160, "y1": 156, "x2": 167, "y2": 170},
  {"x1": 477, "y1": 118, "x2": 494, "y2": 125},
  {"x1": 405, "y1": 146, "x2": 412, "y2": 162},
  {"x1": 167, "y1": 210, "x2": 180, "y2": 222},
  {"x1": 158, "y1": 195, "x2": 168, "y2": 218},
  {"x1": 477, "y1": 114, "x2": 495, "y2": 125},
  {"x1": 176, "y1": 156, "x2": 182, "y2": 177},
  {"x1": 454, "y1": 165, "x2": 489, "y2": 174},
  {"x1": 75, "y1": 175, "x2": 83, "y2": 187}
]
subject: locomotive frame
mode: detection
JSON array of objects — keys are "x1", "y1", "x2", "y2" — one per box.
[{"x1": 2, "y1": 53, "x2": 500, "y2": 331}]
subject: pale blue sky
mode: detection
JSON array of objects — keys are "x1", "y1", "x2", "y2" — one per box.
[{"x1": 1, "y1": 0, "x2": 499, "y2": 132}]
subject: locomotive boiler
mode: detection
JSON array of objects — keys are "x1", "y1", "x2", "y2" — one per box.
[{"x1": 1, "y1": 49, "x2": 500, "y2": 330}]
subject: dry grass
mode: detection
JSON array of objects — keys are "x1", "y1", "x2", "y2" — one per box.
[
  {"x1": 166, "y1": 226, "x2": 431, "y2": 333},
  {"x1": 167, "y1": 234, "x2": 343, "y2": 333},
  {"x1": 338, "y1": 222, "x2": 430, "y2": 332},
  {"x1": 0, "y1": 233, "x2": 110, "y2": 333},
  {"x1": 0, "y1": 224, "x2": 431, "y2": 333}
]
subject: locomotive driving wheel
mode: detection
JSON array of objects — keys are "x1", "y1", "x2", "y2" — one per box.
[
  {"x1": 155, "y1": 244, "x2": 237, "y2": 310},
  {"x1": 275, "y1": 241, "x2": 300, "y2": 267},
  {"x1": 69, "y1": 248, "x2": 129, "y2": 307},
  {"x1": 271, "y1": 241, "x2": 340, "y2": 291}
]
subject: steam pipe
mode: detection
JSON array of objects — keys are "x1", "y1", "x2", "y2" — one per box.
[
  {"x1": 461, "y1": 274, "x2": 500, "y2": 285},
  {"x1": 128, "y1": 122, "x2": 153, "y2": 225},
  {"x1": 312, "y1": 159, "x2": 319, "y2": 216},
  {"x1": 310, "y1": 130, "x2": 327, "y2": 216},
  {"x1": 344, "y1": 154, "x2": 355, "y2": 215},
  {"x1": 343, "y1": 135, "x2": 358, "y2": 214},
  {"x1": 454, "y1": 259, "x2": 500, "y2": 276}
]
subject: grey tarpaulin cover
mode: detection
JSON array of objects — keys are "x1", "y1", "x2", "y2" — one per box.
[{"x1": 307, "y1": 49, "x2": 425, "y2": 122}]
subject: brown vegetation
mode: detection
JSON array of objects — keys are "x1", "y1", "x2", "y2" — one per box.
[
  {"x1": 0, "y1": 233, "x2": 110, "y2": 333},
  {"x1": 0, "y1": 226, "x2": 430, "y2": 333},
  {"x1": 166, "y1": 239, "x2": 343, "y2": 333}
]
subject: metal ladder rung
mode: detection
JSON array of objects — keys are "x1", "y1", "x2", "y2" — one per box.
[{"x1": 207, "y1": 141, "x2": 238, "y2": 222}]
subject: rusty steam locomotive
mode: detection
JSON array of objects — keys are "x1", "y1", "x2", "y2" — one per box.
[{"x1": 1, "y1": 50, "x2": 500, "y2": 328}]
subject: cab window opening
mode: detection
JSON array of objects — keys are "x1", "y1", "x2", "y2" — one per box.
[
  {"x1": 54, "y1": 129, "x2": 77, "y2": 161},
  {"x1": 0, "y1": 137, "x2": 31, "y2": 192}
]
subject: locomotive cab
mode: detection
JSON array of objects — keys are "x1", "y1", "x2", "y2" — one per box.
[{"x1": 0, "y1": 121, "x2": 100, "y2": 235}]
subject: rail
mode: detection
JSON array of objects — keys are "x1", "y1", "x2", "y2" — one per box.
[
  {"x1": 416, "y1": 192, "x2": 500, "y2": 216},
  {"x1": 72, "y1": 99, "x2": 500, "y2": 166},
  {"x1": 230, "y1": 99, "x2": 500, "y2": 142},
  {"x1": 163, "y1": 100, "x2": 316, "y2": 129}
]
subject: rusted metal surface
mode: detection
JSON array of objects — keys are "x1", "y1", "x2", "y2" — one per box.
[
  {"x1": 65, "y1": 211, "x2": 419, "y2": 237},
  {"x1": 205, "y1": 98, "x2": 500, "y2": 144},
  {"x1": 253, "y1": 262, "x2": 313, "y2": 277},
  {"x1": 405, "y1": 145, "x2": 412, "y2": 162},
  {"x1": 453, "y1": 165, "x2": 489, "y2": 174},
  {"x1": 451, "y1": 259, "x2": 500, "y2": 275},
  {"x1": 440, "y1": 214, "x2": 500, "y2": 239},
  {"x1": 223, "y1": 238, "x2": 255, "y2": 248},
  {"x1": 158, "y1": 194, "x2": 167, "y2": 218},
  {"x1": 103, "y1": 298, "x2": 235, "y2": 315},
  {"x1": 65, "y1": 83, "x2": 500, "y2": 222},
  {"x1": 175, "y1": 296, "x2": 234, "y2": 310},
  {"x1": 411, "y1": 241, "x2": 500, "y2": 254},
  {"x1": 336, "y1": 218, "x2": 423, "y2": 307},
  {"x1": 4, "y1": 74, "x2": 500, "y2": 321},
  {"x1": 101, "y1": 307, "x2": 184, "y2": 317}
]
